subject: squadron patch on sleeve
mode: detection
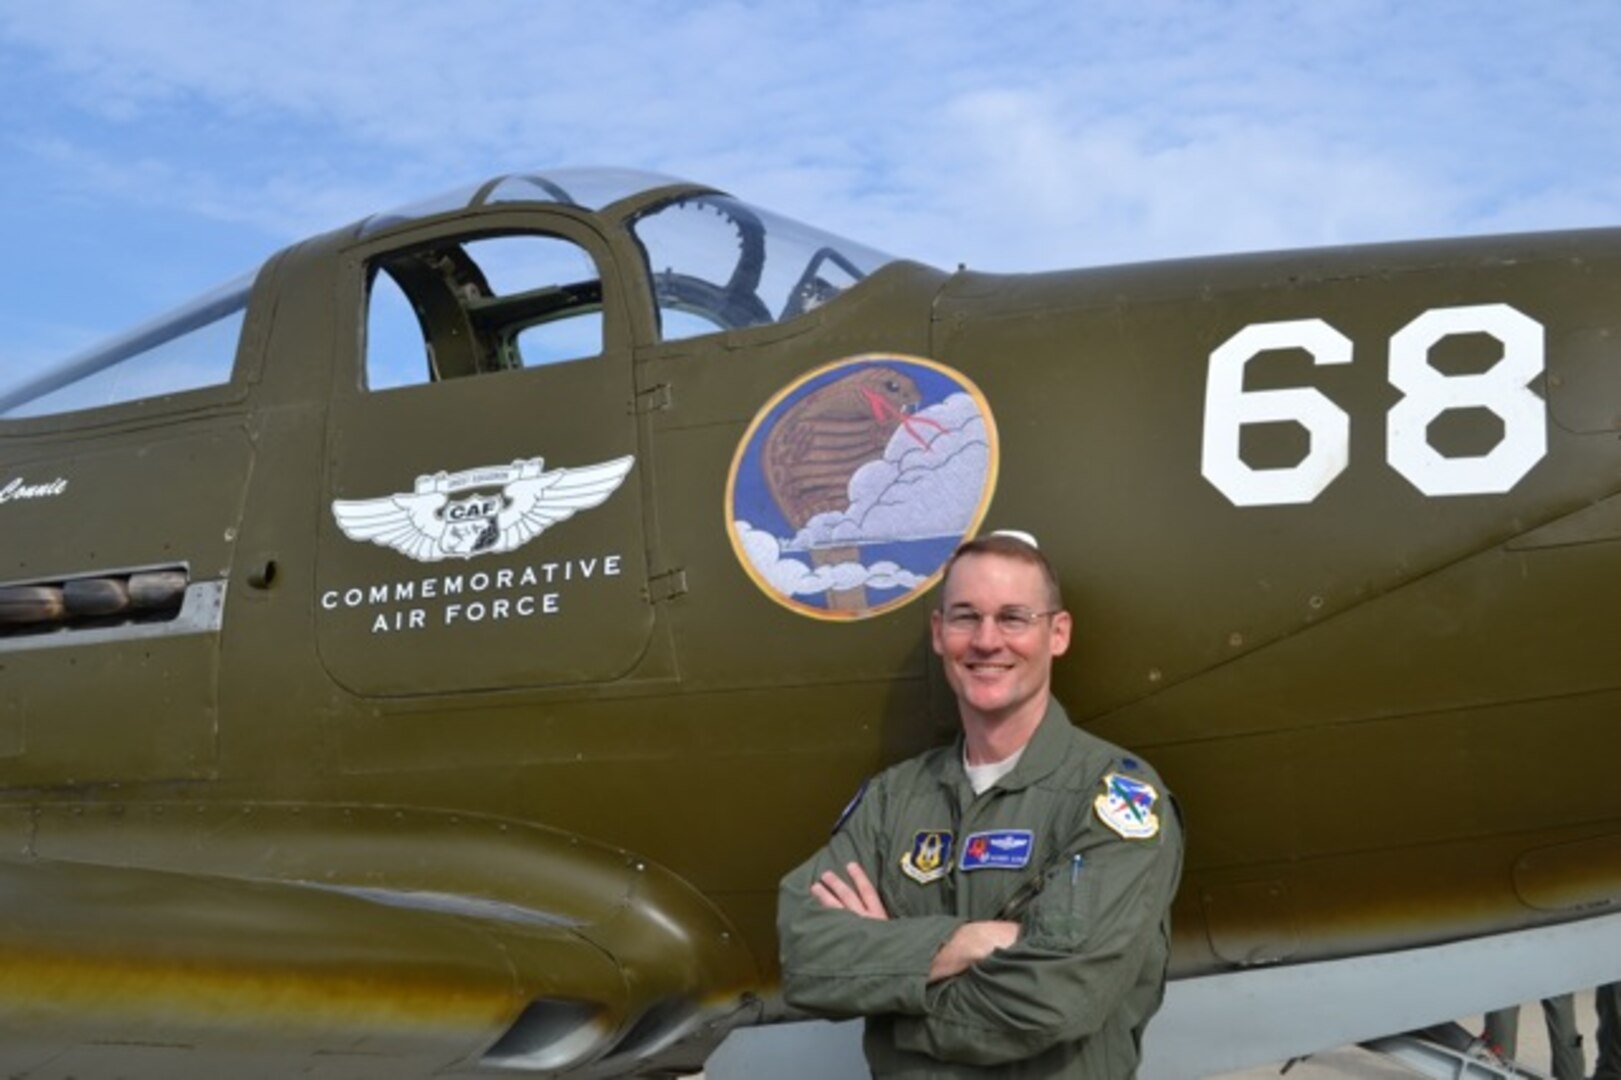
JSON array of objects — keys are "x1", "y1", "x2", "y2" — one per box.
[
  {"x1": 831, "y1": 778, "x2": 870, "y2": 835},
  {"x1": 900, "y1": 829, "x2": 954, "y2": 884},
  {"x1": 1094, "y1": 773, "x2": 1161, "y2": 840}
]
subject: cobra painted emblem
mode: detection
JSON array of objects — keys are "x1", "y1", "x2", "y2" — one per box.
[{"x1": 726, "y1": 355, "x2": 999, "y2": 620}]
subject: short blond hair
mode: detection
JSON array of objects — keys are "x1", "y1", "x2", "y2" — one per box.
[{"x1": 940, "y1": 533, "x2": 1063, "y2": 611}]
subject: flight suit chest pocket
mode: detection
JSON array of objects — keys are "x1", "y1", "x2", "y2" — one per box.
[{"x1": 1025, "y1": 852, "x2": 1098, "y2": 949}]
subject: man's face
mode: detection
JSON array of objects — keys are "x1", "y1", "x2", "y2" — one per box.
[{"x1": 930, "y1": 552, "x2": 1072, "y2": 728}]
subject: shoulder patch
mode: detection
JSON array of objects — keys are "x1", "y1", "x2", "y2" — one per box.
[
  {"x1": 831, "y1": 778, "x2": 870, "y2": 835},
  {"x1": 1094, "y1": 772, "x2": 1161, "y2": 839}
]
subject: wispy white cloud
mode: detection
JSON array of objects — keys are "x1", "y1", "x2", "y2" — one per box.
[{"x1": 1, "y1": 0, "x2": 1619, "y2": 358}]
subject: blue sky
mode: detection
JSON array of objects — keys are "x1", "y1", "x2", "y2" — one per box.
[{"x1": 2, "y1": 0, "x2": 1619, "y2": 369}]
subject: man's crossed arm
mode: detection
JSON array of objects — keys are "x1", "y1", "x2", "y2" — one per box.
[{"x1": 811, "y1": 861, "x2": 1020, "y2": 982}]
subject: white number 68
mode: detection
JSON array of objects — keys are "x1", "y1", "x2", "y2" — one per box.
[{"x1": 1201, "y1": 304, "x2": 1545, "y2": 506}]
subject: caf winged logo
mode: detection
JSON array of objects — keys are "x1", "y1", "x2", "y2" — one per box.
[{"x1": 332, "y1": 455, "x2": 635, "y2": 563}]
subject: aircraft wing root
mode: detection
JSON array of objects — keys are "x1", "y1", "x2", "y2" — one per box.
[{"x1": 0, "y1": 801, "x2": 761, "y2": 1077}]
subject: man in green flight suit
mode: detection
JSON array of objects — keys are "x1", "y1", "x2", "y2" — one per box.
[{"x1": 778, "y1": 532, "x2": 1184, "y2": 1078}]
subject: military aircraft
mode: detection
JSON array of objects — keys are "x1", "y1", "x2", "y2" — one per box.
[{"x1": 0, "y1": 167, "x2": 1617, "y2": 1079}]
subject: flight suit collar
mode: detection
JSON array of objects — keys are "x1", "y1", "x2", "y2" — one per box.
[{"x1": 937, "y1": 697, "x2": 1074, "y2": 794}]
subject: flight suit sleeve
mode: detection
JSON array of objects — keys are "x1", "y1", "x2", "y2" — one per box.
[
  {"x1": 777, "y1": 774, "x2": 966, "y2": 1019},
  {"x1": 890, "y1": 787, "x2": 1184, "y2": 1066}
]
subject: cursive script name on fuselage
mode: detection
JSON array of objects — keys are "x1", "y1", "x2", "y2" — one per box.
[{"x1": 0, "y1": 477, "x2": 68, "y2": 504}]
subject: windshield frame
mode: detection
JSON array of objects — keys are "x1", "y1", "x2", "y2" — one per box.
[
  {"x1": 0, "y1": 269, "x2": 262, "y2": 430},
  {"x1": 622, "y1": 189, "x2": 899, "y2": 343}
]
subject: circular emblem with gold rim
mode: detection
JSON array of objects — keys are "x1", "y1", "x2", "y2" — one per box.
[{"x1": 725, "y1": 354, "x2": 999, "y2": 620}]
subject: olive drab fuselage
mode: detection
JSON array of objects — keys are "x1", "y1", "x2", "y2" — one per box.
[{"x1": 0, "y1": 168, "x2": 1618, "y2": 1076}]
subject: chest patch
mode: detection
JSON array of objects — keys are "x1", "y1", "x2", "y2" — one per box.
[
  {"x1": 1095, "y1": 772, "x2": 1161, "y2": 839},
  {"x1": 959, "y1": 829, "x2": 1034, "y2": 871},
  {"x1": 900, "y1": 829, "x2": 954, "y2": 884}
]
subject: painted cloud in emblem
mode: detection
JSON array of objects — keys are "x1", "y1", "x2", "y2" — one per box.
[
  {"x1": 333, "y1": 455, "x2": 634, "y2": 563},
  {"x1": 736, "y1": 521, "x2": 927, "y2": 597},
  {"x1": 785, "y1": 393, "x2": 989, "y2": 552}
]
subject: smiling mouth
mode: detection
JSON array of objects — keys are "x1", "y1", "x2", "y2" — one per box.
[{"x1": 965, "y1": 661, "x2": 1014, "y2": 676}]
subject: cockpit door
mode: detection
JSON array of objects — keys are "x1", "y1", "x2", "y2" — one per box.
[{"x1": 315, "y1": 211, "x2": 650, "y2": 697}]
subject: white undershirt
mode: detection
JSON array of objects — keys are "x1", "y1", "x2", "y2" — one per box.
[{"x1": 964, "y1": 745, "x2": 1026, "y2": 795}]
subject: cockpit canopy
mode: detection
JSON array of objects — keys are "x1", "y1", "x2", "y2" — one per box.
[
  {"x1": 0, "y1": 168, "x2": 903, "y2": 420},
  {"x1": 361, "y1": 167, "x2": 898, "y2": 342}
]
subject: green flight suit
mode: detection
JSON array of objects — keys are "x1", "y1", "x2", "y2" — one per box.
[{"x1": 778, "y1": 700, "x2": 1183, "y2": 1078}]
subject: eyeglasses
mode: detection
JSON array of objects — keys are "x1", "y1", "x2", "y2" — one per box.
[{"x1": 940, "y1": 607, "x2": 1060, "y2": 637}]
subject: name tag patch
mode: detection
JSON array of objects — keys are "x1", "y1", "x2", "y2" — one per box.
[{"x1": 959, "y1": 829, "x2": 1034, "y2": 871}]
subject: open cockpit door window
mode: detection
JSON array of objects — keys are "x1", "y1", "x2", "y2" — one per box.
[
  {"x1": 366, "y1": 234, "x2": 606, "y2": 391},
  {"x1": 318, "y1": 214, "x2": 651, "y2": 698}
]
